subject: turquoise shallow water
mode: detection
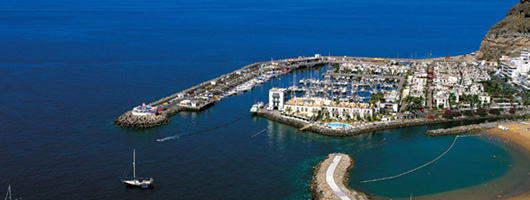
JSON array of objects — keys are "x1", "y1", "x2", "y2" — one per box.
[
  {"x1": 350, "y1": 130, "x2": 513, "y2": 198},
  {"x1": 1, "y1": 0, "x2": 528, "y2": 199}
]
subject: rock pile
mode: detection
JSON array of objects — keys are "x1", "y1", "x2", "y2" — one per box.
[
  {"x1": 114, "y1": 111, "x2": 170, "y2": 129},
  {"x1": 425, "y1": 122, "x2": 497, "y2": 136}
]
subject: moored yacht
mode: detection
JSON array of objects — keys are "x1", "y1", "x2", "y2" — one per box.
[
  {"x1": 121, "y1": 149, "x2": 154, "y2": 189},
  {"x1": 250, "y1": 102, "x2": 264, "y2": 114}
]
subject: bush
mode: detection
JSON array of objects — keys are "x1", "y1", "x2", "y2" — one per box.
[
  {"x1": 427, "y1": 115, "x2": 436, "y2": 120},
  {"x1": 489, "y1": 109, "x2": 501, "y2": 115},
  {"x1": 452, "y1": 111, "x2": 461, "y2": 117},
  {"x1": 443, "y1": 110, "x2": 454, "y2": 119},
  {"x1": 509, "y1": 108, "x2": 516, "y2": 114},
  {"x1": 475, "y1": 108, "x2": 487, "y2": 117},
  {"x1": 464, "y1": 110, "x2": 473, "y2": 117}
]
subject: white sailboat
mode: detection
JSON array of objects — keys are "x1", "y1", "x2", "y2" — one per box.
[
  {"x1": 4, "y1": 185, "x2": 11, "y2": 200},
  {"x1": 121, "y1": 149, "x2": 154, "y2": 188},
  {"x1": 4, "y1": 185, "x2": 20, "y2": 200}
]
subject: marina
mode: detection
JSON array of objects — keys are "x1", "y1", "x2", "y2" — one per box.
[{"x1": 3, "y1": 0, "x2": 530, "y2": 199}]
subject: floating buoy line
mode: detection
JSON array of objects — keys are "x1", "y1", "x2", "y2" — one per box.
[{"x1": 361, "y1": 135, "x2": 459, "y2": 183}]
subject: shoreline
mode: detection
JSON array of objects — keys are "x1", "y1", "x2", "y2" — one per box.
[
  {"x1": 257, "y1": 109, "x2": 530, "y2": 137},
  {"x1": 477, "y1": 121, "x2": 530, "y2": 200},
  {"x1": 425, "y1": 119, "x2": 530, "y2": 200}
]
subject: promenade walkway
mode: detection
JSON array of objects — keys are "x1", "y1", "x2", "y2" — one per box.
[{"x1": 326, "y1": 156, "x2": 351, "y2": 200}]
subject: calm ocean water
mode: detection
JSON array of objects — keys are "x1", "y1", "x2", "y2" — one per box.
[{"x1": 0, "y1": 0, "x2": 526, "y2": 199}]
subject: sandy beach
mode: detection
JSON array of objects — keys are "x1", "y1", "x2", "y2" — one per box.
[{"x1": 484, "y1": 120, "x2": 530, "y2": 200}]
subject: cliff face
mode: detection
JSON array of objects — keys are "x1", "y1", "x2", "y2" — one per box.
[{"x1": 479, "y1": 0, "x2": 530, "y2": 60}]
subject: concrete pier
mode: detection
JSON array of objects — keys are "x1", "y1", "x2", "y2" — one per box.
[{"x1": 310, "y1": 153, "x2": 369, "y2": 200}]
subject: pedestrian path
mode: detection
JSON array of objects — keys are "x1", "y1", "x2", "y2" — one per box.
[{"x1": 326, "y1": 155, "x2": 351, "y2": 200}]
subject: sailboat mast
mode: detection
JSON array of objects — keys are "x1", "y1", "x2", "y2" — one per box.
[
  {"x1": 5, "y1": 185, "x2": 11, "y2": 200},
  {"x1": 133, "y1": 149, "x2": 136, "y2": 178}
]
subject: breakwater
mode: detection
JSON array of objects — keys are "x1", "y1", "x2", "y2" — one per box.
[
  {"x1": 114, "y1": 56, "x2": 325, "y2": 128},
  {"x1": 257, "y1": 110, "x2": 530, "y2": 137},
  {"x1": 310, "y1": 153, "x2": 369, "y2": 200},
  {"x1": 114, "y1": 111, "x2": 170, "y2": 128},
  {"x1": 424, "y1": 122, "x2": 497, "y2": 136}
]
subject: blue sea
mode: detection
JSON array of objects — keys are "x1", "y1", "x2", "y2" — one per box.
[{"x1": 1, "y1": 0, "x2": 527, "y2": 199}]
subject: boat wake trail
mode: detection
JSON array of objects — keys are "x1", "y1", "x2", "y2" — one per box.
[
  {"x1": 251, "y1": 128, "x2": 267, "y2": 138},
  {"x1": 157, "y1": 117, "x2": 243, "y2": 142}
]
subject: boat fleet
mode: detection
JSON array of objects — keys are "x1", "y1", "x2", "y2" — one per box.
[
  {"x1": 223, "y1": 70, "x2": 284, "y2": 98},
  {"x1": 283, "y1": 75, "x2": 401, "y2": 103}
]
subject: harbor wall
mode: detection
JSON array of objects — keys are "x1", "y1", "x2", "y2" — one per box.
[
  {"x1": 257, "y1": 110, "x2": 530, "y2": 137},
  {"x1": 115, "y1": 57, "x2": 325, "y2": 129},
  {"x1": 424, "y1": 122, "x2": 498, "y2": 136}
]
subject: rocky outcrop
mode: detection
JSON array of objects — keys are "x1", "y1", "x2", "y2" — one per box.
[
  {"x1": 114, "y1": 111, "x2": 170, "y2": 129},
  {"x1": 310, "y1": 153, "x2": 369, "y2": 200},
  {"x1": 479, "y1": 0, "x2": 530, "y2": 60}
]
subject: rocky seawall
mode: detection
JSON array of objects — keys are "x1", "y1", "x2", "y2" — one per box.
[
  {"x1": 310, "y1": 153, "x2": 369, "y2": 200},
  {"x1": 257, "y1": 110, "x2": 529, "y2": 137},
  {"x1": 114, "y1": 111, "x2": 170, "y2": 129},
  {"x1": 479, "y1": 0, "x2": 530, "y2": 60},
  {"x1": 424, "y1": 122, "x2": 497, "y2": 136}
]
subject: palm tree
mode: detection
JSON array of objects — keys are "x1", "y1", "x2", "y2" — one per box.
[
  {"x1": 448, "y1": 92, "x2": 456, "y2": 108},
  {"x1": 470, "y1": 94, "x2": 479, "y2": 108}
]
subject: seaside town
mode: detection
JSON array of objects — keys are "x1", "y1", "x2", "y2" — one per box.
[
  {"x1": 4, "y1": 0, "x2": 530, "y2": 199},
  {"x1": 116, "y1": 49, "x2": 530, "y2": 135},
  {"x1": 110, "y1": 1, "x2": 530, "y2": 199},
  {"x1": 112, "y1": 49, "x2": 530, "y2": 199}
]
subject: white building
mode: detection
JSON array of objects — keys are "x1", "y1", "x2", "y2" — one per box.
[
  {"x1": 132, "y1": 101, "x2": 159, "y2": 116},
  {"x1": 268, "y1": 88, "x2": 287, "y2": 111},
  {"x1": 479, "y1": 94, "x2": 491, "y2": 105},
  {"x1": 500, "y1": 48, "x2": 530, "y2": 80},
  {"x1": 434, "y1": 92, "x2": 449, "y2": 109},
  {"x1": 283, "y1": 97, "x2": 374, "y2": 120}
]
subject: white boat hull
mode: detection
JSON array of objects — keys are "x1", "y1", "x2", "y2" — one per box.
[{"x1": 122, "y1": 178, "x2": 154, "y2": 188}]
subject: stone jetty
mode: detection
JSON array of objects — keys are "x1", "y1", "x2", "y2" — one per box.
[
  {"x1": 424, "y1": 122, "x2": 497, "y2": 136},
  {"x1": 257, "y1": 109, "x2": 530, "y2": 137},
  {"x1": 114, "y1": 111, "x2": 170, "y2": 129},
  {"x1": 114, "y1": 55, "x2": 325, "y2": 129},
  {"x1": 310, "y1": 153, "x2": 369, "y2": 200}
]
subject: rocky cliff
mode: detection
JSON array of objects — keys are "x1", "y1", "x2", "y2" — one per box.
[{"x1": 479, "y1": 0, "x2": 530, "y2": 60}]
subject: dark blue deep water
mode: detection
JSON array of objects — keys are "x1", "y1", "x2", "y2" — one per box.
[{"x1": 1, "y1": 0, "x2": 526, "y2": 199}]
